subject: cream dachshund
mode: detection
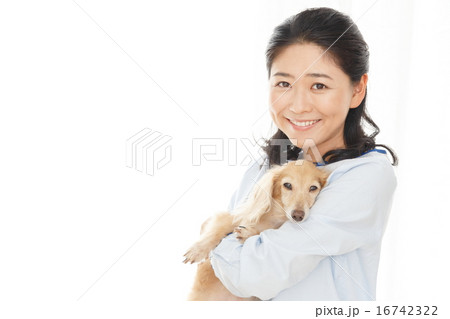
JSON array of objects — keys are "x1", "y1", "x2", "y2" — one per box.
[{"x1": 183, "y1": 159, "x2": 329, "y2": 300}]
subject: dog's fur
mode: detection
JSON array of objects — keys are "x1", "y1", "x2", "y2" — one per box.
[{"x1": 183, "y1": 159, "x2": 329, "y2": 301}]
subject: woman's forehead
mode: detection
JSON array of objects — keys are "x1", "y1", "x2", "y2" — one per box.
[{"x1": 271, "y1": 43, "x2": 343, "y2": 78}]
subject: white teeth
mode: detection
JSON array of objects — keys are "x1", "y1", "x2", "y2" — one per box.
[{"x1": 289, "y1": 119, "x2": 319, "y2": 127}]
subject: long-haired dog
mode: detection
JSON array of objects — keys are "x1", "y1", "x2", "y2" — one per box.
[{"x1": 183, "y1": 159, "x2": 329, "y2": 301}]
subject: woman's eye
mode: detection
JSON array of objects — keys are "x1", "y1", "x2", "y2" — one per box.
[
  {"x1": 283, "y1": 182, "x2": 292, "y2": 190},
  {"x1": 276, "y1": 81, "x2": 291, "y2": 88},
  {"x1": 312, "y1": 83, "x2": 326, "y2": 90}
]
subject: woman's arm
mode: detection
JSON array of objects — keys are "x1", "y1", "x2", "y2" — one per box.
[{"x1": 210, "y1": 156, "x2": 397, "y2": 300}]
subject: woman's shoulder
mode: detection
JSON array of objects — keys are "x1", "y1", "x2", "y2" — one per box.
[
  {"x1": 324, "y1": 149, "x2": 397, "y2": 189},
  {"x1": 241, "y1": 149, "x2": 395, "y2": 182}
]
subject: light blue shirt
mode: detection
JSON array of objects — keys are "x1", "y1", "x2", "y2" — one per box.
[{"x1": 210, "y1": 150, "x2": 397, "y2": 300}]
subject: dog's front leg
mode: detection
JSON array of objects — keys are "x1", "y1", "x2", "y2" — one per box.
[
  {"x1": 183, "y1": 212, "x2": 236, "y2": 264},
  {"x1": 233, "y1": 225, "x2": 259, "y2": 243}
]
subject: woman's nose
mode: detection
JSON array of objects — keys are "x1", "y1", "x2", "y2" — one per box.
[{"x1": 288, "y1": 87, "x2": 313, "y2": 113}]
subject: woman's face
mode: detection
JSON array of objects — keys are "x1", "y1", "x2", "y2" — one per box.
[{"x1": 269, "y1": 43, "x2": 367, "y2": 162}]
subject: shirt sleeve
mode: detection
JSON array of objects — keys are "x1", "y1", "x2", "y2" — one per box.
[
  {"x1": 227, "y1": 189, "x2": 238, "y2": 212},
  {"x1": 210, "y1": 156, "x2": 397, "y2": 300}
]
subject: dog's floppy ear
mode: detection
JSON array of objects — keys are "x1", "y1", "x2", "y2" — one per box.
[
  {"x1": 236, "y1": 165, "x2": 284, "y2": 224},
  {"x1": 318, "y1": 169, "x2": 330, "y2": 189}
]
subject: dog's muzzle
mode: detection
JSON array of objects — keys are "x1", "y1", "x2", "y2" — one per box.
[{"x1": 291, "y1": 209, "x2": 305, "y2": 222}]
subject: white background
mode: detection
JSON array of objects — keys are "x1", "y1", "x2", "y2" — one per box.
[{"x1": 1, "y1": 0, "x2": 450, "y2": 318}]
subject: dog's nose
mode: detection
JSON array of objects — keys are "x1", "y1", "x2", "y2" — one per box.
[{"x1": 291, "y1": 210, "x2": 305, "y2": 222}]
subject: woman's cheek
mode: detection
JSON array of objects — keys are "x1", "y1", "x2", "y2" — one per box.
[
  {"x1": 269, "y1": 106, "x2": 280, "y2": 126},
  {"x1": 269, "y1": 91, "x2": 286, "y2": 113}
]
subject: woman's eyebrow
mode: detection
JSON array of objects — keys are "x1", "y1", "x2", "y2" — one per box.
[
  {"x1": 272, "y1": 71, "x2": 333, "y2": 80},
  {"x1": 272, "y1": 71, "x2": 295, "y2": 78},
  {"x1": 306, "y1": 72, "x2": 333, "y2": 80}
]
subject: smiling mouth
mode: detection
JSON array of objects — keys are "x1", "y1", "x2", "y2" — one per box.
[{"x1": 287, "y1": 118, "x2": 321, "y2": 128}]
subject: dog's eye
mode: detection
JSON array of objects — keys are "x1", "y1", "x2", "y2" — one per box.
[
  {"x1": 309, "y1": 185, "x2": 318, "y2": 192},
  {"x1": 283, "y1": 182, "x2": 292, "y2": 190}
]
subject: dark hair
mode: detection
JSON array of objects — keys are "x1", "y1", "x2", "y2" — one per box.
[{"x1": 262, "y1": 7, "x2": 398, "y2": 166}]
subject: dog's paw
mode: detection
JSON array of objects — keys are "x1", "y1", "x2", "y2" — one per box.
[
  {"x1": 234, "y1": 225, "x2": 257, "y2": 243},
  {"x1": 183, "y1": 243, "x2": 210, "y2": 264}
]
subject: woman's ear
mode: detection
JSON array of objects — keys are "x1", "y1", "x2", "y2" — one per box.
[{"x1": 350, "y1": 73, "x2": 368, "y2": 109}]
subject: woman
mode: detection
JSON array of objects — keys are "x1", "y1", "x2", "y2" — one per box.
[{"x1": 210, "y1": 7, "x2": 398, "y2": 301}]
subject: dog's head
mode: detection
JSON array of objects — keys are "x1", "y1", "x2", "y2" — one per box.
[
  {"x1": 272, "y1": 160, "x2": 329, "y2": 222},
  {"x1": 240, "y1": 160, "x2": 329, "y2": 225}
]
